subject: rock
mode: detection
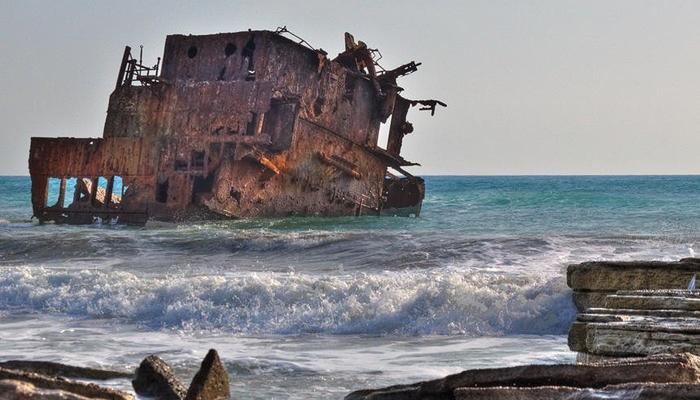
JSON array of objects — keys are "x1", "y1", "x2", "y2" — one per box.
[
  {"x1": 132, "y1": 355, "x2": 187, "y2": 400},
  {"x1": 344, "y1": 353, "x2": 700, "y2": 400},
  {"x1": 572, "y1": 291, "x2": 609, "y2": 312},
  {"x1": 569, "y1": 289, "x2": 700, "y2": 356},
  {"x1": 0, "y1": 367, "x2": 133, "y2": 400},
  {"x1": 567, "y1": 259, "x2": 700, "y2": 311},
  {"x1": 568, "y1": 260, "x2": 700, "y2": 292},
  {"x1": 605, "y1": 290, "x2": 700, "y2": 310},
  {"x1": 455, "y1": 386, "x2": 578, "y2": 400},
  {"x1": 0, "y1": 360, "x2": 131, "y2": 380},
  {"x1": 185, "y1": 349, "x2": 230, "y2": 400},
  {"x1": 0, "y1": 379, "x2": 93, "y2": 400},
  {"x1": 454, "y1": 383, "x2": 700, "y2": 400}
]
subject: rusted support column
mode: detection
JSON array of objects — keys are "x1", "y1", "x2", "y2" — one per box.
[
  {"x1": 125, "y1": 59, "x2": 137, "y2": 87},
  {"x1": 115, "y1": 46, "x2": 131, "y2": 91},
  {"x1": 387, "y1": 96, "x2": 412, "y2": 157},
  {"x1": 73, "y1": 179, "x2": 82, "y2": 204},
  {"x1": 105, "y1": 176, "x2": 114, "y2": 207},
  {"x1": 57, "y1": 177, "x2": 66, "y2": 208},
  {"x1": 255, "y1": 113, "x2": 265, "y2": 136},
  {"x1": 90, "y1": 177, "x2": 99, "y2": 206}
]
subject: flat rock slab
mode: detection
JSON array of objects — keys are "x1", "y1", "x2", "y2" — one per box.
[
  {"x1": 0, "y1": 360, "x2": 131, "y2": 380},
  {"x1": 570, "y1": 319, "x2": 700, "y2": 356},
  {"x1": 617, "y1": 289, "x2": 700, "y2": 298},
  {"x1": 0, "y1": 367, "x2": 133, "y2": 400},
  {"x1": 567, "y1": 259, "x2": 700, "y2": 311},
  {"x1": 569, "y1": 290, "x2": 700, "y2": 356},
  {"x1": 0, "y1": 379, "x2": 94, "y2": 400},
  {"x1": 581, "y1": 307, "x2": 700, "y2": 319},
  {"x1": 454, "y1": 383, "x2": 700, "y2": 400},
  {"x1": 605, "y1": 294, "x2": 700, "y2": 311},
  {"x1": 345, "y1": 353, "x2": 700, "y2": 400},
  {"x1": 568, "y1": 260, "x2": 700, "y2": 292}
]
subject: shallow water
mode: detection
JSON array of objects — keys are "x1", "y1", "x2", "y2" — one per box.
[{"x1": 1, "y1": 175, "x2": 699, "y2": 398}]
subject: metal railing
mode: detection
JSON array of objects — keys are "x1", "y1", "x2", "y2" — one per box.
[{"x1": 115, "y1": 45, "x2": 161, "y2": 89}]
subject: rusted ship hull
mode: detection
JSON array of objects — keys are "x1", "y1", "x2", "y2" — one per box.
[{"x1": 29, "y1": 29, "x2": 443, "y2": 224}]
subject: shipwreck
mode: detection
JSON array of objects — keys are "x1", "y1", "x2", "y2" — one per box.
[{"x1": 28, "y1": 28, "x2": 445, "y2": 224}]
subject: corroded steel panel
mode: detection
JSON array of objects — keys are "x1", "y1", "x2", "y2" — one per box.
[{"x1": 29, "y1": 137, "x2": 154, "y2": 177}]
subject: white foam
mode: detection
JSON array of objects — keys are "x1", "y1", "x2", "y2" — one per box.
[{"x1": 0, "y1": 266, "x2": 574, "y2": 336}]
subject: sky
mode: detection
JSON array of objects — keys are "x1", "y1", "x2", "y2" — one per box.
[{"x1": 2, "y1": 0, "x2": 700, "y2": 175}]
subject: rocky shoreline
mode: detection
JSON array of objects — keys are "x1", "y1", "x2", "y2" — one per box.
[
  {"x1": 346, "y1": 353, "x2": 700, "y2": 400},
  {"x1": 3, "y1": 258, "x2": 700, "y2": 399},
  {"x1": 0, "y1": 350, "x2": 229, "y2": 400},
  {"x1": 5, "y1": 352, "x2": 699, "y2": 399}
]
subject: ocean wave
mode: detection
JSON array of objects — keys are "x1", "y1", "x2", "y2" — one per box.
[{"x1": 0, "y1": 266, "x2": 574, "y2": 336}]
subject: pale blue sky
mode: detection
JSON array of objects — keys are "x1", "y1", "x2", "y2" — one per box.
[{"x1": 3, "y1": 0, "x2": 700, "y2": 175}]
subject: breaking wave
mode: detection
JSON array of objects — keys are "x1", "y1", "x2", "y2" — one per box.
[{"x1": 0, "y1": 266, "x2": 574, "y2": 336}]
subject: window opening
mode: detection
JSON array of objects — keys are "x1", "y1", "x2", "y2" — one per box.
[
  {"x1": 46, "y1": 177, "x2": 61, "y2": 207},
  {"x1": 63, "y1": 177, "x2": 78, "y2": 208}
]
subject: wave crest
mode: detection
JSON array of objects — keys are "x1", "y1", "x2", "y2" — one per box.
[{"x1": 0, "y1": 267, "x2": 574, "y2": 336}]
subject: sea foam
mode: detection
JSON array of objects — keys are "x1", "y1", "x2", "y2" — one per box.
[{"x1": 0, "y1": 266, "x2": 574, "y2": 336}]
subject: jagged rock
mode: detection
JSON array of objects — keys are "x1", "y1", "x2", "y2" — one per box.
[
  {"x1": 567, "y1": 259, "x2": 700, "y2": 311},
  {"x1": 0, "y1": 360, "x2": 131, "y2": 380},
  {"x1": 344, "y1": 353, "x2": 700, "y2": 400},
  {"x1": 185, "y1": 349, "x2": 230, "y2": 400},
  {"x1": 132, "y1": 355, "x2": 187, "y2": 400},
  {"x1": 454, "y1": 383, "x2": 700, "y2": 400},
  {"x1": 0, "y1": 367, "x2": 133, "y2": 400}
]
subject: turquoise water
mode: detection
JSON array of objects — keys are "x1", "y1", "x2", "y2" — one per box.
[
  {"x1": 5, "y1": 175, "x2": 700, "y2": 235},
  {"x1": 0, "y1": 175, "x2": 698, "y2": 398}
]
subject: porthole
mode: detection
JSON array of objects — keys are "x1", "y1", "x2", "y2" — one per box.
[{"x1": 187, "y1": 45, "x2": 198, "y2": 58}]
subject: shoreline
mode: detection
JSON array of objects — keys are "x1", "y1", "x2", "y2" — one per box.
[
  {"x1": 2, "y1": 349, "x2": 698, "y2": 399},
  {"x1": 3, "y1": 258, "x2": 700, "y2": 398}
]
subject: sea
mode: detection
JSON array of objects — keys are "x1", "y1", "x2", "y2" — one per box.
[{"x1": 1, "y1": 175, "x2": 699, "y2": 399}]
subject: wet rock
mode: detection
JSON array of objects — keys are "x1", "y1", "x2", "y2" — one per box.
[
  {"x1": 454, "y1": 383, "x2": 700, "y2": 400},
  {"x1": 344, "y1": 353, "x2": 700, "y2": 400},
  {"x1": 0, "y1": 360, "x2": 131, "y2": 380},
  {"x1": 0, "y1": 367, "x2": 133, "y2": 400},
  {"x1": 185, "y1": 349, "x2": 230, "y2": 400},
  {"x1": 132, "y1": 355, "x2": 187, "y2": 400}
]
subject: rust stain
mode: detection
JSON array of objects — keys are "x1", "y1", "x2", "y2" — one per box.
[{"x1": 28, "y1": 28, "x2": 445, "y2": 224}]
